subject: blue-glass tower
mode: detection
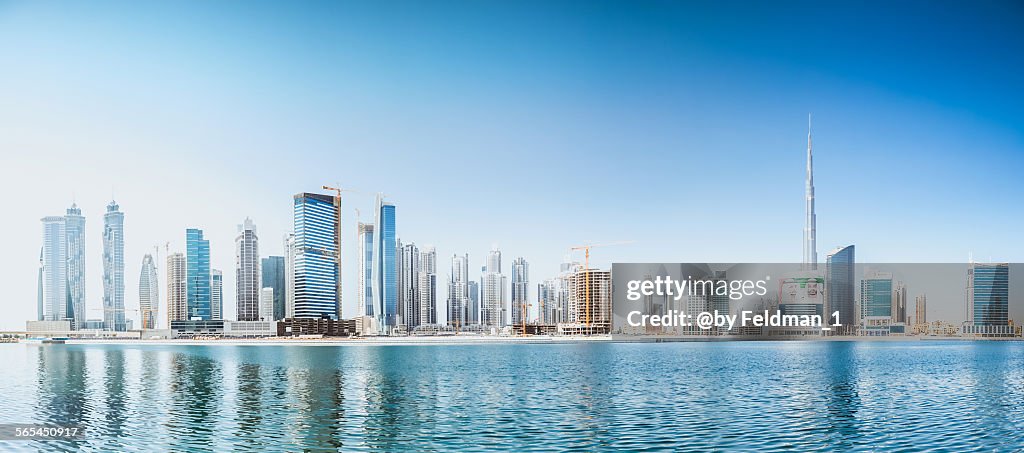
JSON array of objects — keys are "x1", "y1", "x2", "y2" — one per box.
[
  {"x1": 293, "y1": 193, "x2": 339, "y2": 319},
  {"x1": 969, "y1": 263, "x2": 1009, "y2": 326},
  {"x1": 262, "y1": 256, "x2": 286, "y2": 321},
  {"x1": 826, "y1": 245, "x2": 855, "y2": 334},
  {"x1": 374, "y1": 194, "x2": 397, "y2": 329},
  {"x1": 186, "y1": 228, "x2": 212, "y2": 320}
]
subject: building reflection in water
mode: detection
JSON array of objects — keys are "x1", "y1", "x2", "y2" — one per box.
[{"x1": 823, "y1": 341, "x2": 862, "y2": 447}]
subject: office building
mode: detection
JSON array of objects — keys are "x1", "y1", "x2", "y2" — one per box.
[
  {"x1": 139, "y1": 253, "x2": 159, "y2": 329},
  {"x1": 260, "y1": 288, "x2": 275, "y2": 321},
  {"x1": 262, "y1": 256, "x2": 286, "y2": 321},
  {"x1": 419, "y1": 246, "x2": 437, "y2": 326},
  {"x1": 480, "y1": 247, "x2": 508, "y2": 328},
  {"x1": 101, "y1": 201, "x2": 126, "y2": 330},
  {"x1": 964, "y1": 262, "x2": 1012, "y2": 337},
  {"x1": 357, "y1": 222, "x2": 375, "y2": 320},
  {"x1": 235, "y1": 217, "x2": 261, "y2": 321},
  {"x1": 167, "y1": 252, "x2": 186, "y2": 323},
  {"x1": 65, "y1": 203, "x2": 86, "y2": 327},
  {"x1": 40, "y1": 216, "x2": 68, "y2": 322},
  {"x1": 448, "y1": 253, "x2": 470, "y2": 328},
  {"x1": 212, "y1": 269, "x2": 223, "y2": 320},
  {"x1": 826, "y1": 245, "x2": 855, "y2": 335},
  {"x1": 373, "y1": 194, "x2": 398, "y2": 331},
  {"x1": 399, "y1": 241, "x2": 420, "y2": 329},
  {"x1": 860, "y1": 270, "x2": 894, "y2": 336},
  {"x1": 511, "y1": 257, "x2": 529, "y2": 326},
  {"x1": 186, "y1": 228, "x2": 212, "y2": 320},
  {"x1": 467, "y1": 280, "x2": 479, "y2": 325},
  {"x1": 293, "y1": 192, "x2": 340, "y2": 319}
]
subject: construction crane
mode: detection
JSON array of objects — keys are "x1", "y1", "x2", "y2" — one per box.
[
  {"x1": 569, "y1": 241, "x2": 634, "y2": 332},
  {"x1": 321, "y1": 184, "x2": 361, "y2": 319}
]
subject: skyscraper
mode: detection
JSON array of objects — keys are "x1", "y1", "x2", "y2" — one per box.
[
  {"x1": 448, "y1": 253, "x2": 470, "y2": 328},
  {"x1": 262, "y1": 256, "x2": 286, "y2": 321},
  {"x1": 211, "y1": 269, "x2": 223, "y2": 320},
  {"x1": 40, "y1": 216, "x2": 68, "y2": 322},
  {"x1": 826, "y1": 245, "x2": 855, "y2": 335},
  {"x1": 186, "y1": 228, "x2": 212, "y2": 320},
  {"x1": 167, "y1": 252, "x2": 186, "y2": 323},
  {"x1": 399, "y1": 241, "x2": 420, "y2": 329},
  {"x1": 965, "y1": 262, "x2": 1010, "y2": 337},
  {"x1": 915, "y1": 294, "x2": 927, "y2": 326},
  {"x1": 466, "y1": 280, "x2": 479, "y2": 325},
  {"x1": 373, "y1": 194, "x2": 397, "y2": 331},
  {"x1": 103, "y1": 201, "x2": 126, "y2": 331},
  {"x1": 481, "y1": 247, "x2": 507, "y2": 328},
  {"x1": 893, "y1": 281, "x2": 908, "y2": 325},
  {"x1": 284, "y1": 233, "x2": 296, "y2": 318},
  {"x1": 260, "y1": 287, "x2": 275, "y2": 321},
  {"x1": 419, "y1": 246, "x2": 437, "y2": 326},
  {"x1": 65, "y1": 203, "x2": 86, "y2": 327},
  {"x1": 36, "y1": 248, "x2": 44, "y2": 321},
  {"x1": 860, "y1": 269, "x2": 893, "y2": 336},
  {"x1": 511, "y1": 257, "x2": 529, "y2": 327},
  {"x1": 357, "y1": 223, "x2": 375, "y2": 320},
  {"x1": 803, "y1": 115, "x2": 817, "y2": 270},
  {"x1": 235, "y1": 217, "x2": 261, "y2": 321},
  {"x1": 293, "y1": 193, "x2": 339, "y2": 319},
  {"x1": 537, "y1": 279, "x2": 559, "y2": 325},
  {"x1": 568, "y1": 268, "x2": 612, "y2": 335},
  {"x1": 139, "y1": 253, "x2": 159, "y2": 329}
]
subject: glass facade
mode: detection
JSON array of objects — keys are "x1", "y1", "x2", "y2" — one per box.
[
  {"x1": 826, "y1": 245, "x2": 855, "y2": 333},
  {"x1": 860, "y1": 273, "x2": 892, "y2": 318},
  {"x1": 262, "y1": 256, "x2": 286, "y2": 321},
  {"x1": 377, "y1": 200, "x2": 397, "y2": 328},
  {"x1": 186, "y1": 228, "x2": 212, "y2": 320},
  {"x1": 293, "y1": 193, "x2": 339, "y2": 319},
  {"x1": 103, "y1": 201, "x2": 126, "y2": 331},
  {"x1": 970, "y1": 263, "x2": 1009, "y2": 326}
]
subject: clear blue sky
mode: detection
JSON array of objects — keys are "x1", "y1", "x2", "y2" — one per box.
[{"x1": 1, "y1": 0, "x2": 1022, "y2": 329}]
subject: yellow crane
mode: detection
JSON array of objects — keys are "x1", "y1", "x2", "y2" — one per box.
[
  {"x1": 569, "y1": 241, "x2": 633, "y2": 331},
  {"x1": 321, "y1": 184, "x2": 362, "y2": 319}
]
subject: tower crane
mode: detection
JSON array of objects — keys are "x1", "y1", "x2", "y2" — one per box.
[{"x1": 569, "y1": 241, "x2": 634, "y2": 332}]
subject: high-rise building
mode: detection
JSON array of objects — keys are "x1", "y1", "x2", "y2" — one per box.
[
  {"x1": 567, "y1": 268, "x2": 612, "y2": 334},
  {"x1": 537, "y1": 279, "x2": 559, "y2": 325},
  {"x1": 186, "y1": 228, "x2": 212, "y2": 320},
  {"x1": 826, "y1": 245, "x2": 855, "y2": 335},
  {"x1": 40, "y1": 216, "x2": 68, "y2": 322},
  {"x1": 211, "y1": 269, "x2": 223, "y2": 320},
  {"x1": 139, "y1": 254, "x2": 159, "y2": 329},
  {"x1": 260, "y1": 287, "x2": 275, "y2": 321},
  {"x1": 65, "y1": 203, "x2": 86, "y2": 327},
  {"x1": 860, "y1": 269, "x2": 893, "y2": 336},
  {"x1": 262, "y1": 256, "x2": 286, "y2": 321},
  {"x1": 102, "y1": 201, "x2": 126, "y2": 331},
  {"x1": 803, "y1": 115, "x2": 817, "y2": 270},
  {"x1": 964, "y1": 262, "x2": 1011, "y2": 337},
  {"x1": 235, "y1": 218, "x2": 260, "y2": 321},
  {"x1": 893, "y1": 281, "x2": 908, "y2": 325},
  {"x1": 448, "y1": 254, "x2": 470, "y2": 328},
  {"x1": 167, "y1": 252, "x2": 186, "y2": 323},
  {"x1": 293, "y1": 193, "x2": 340, "y2": 319},
  {"x1": 511, "y1": 257, "x2": 529, "y2": 326},
  {"x1": 480, "y1": 247, "x2": 507, "y2": 328},
  {"x1": 466, "y1": 280, "x2": 479, "y2": 325},
  {"x1": 915, "y1": 294, "x2": 927, "y2": 326},
  {"x1": 557, "y1": 261, "x2": 581, "y2": 324},
  {"x1": 37, "y1": 248, "x2": 44, "y2": 321},
  {"x1": 399, "y1": 241, "x2": 420, "y2": 330},
  {"x1": 357, "y1": 223, "x2": 375, "y2": 320},
  {"x1": 284, "y1": 233, "x2": 296, "y2": 318},
  {"x1": 419, "y1": 247, "x2": 437, "y2": 326},
  {"x1": 373, "y1": 194, "x2": 397, "y2": 331}
]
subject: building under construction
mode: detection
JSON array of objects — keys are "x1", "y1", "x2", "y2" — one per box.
[{"x1": 558, "y1": 268, "x2": 612, "y2": 335}]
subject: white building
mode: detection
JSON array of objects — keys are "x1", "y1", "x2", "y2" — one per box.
[
  {"x1": 139, "y1": 254, "x2": 160, "y2": 329},
  {"x1": 235, "y1": 217, "x2": 261, "y2": 321},
  {"x1": 260, "y1": 287, "x2": 275, "y2": 321}
]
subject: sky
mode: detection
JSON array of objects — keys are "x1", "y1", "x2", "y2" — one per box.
[{"x1": 1, "y1": 0, "x2": 1022, "y2": 330}]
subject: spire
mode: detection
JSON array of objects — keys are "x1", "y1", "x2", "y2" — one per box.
[{"x1": 803, "y1": 113, "x2": 817, "y2": 270}]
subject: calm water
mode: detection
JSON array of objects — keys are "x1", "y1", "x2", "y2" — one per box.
[{"x1": 1, "y1": 341, "x2": 1023, "y2": 452}]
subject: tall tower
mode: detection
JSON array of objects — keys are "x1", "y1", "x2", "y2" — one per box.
[
  {"x1": 166, "y1": 252, "x2": 186, "y2": 323},
  {"x1": 103, "y1": 200, "x2": 126, "y2": 331},
  {"x1": 40, "y1": 216, "x2": 68, "y2": 322},
  {"x1": 293, "y1": 193, "x2": 339, "y2": 319},
  {"x1": 419, "y1": 247, "x2": 437, "y2": 326},
  {"x1": 511, "y1": 257, "x2": 529, "y2": 327},
  {"x1": 803, "y1": 114, "x2": 817, "y2": 270},
  {"x1": 139, "y1": 253, "x2": 160, "y2": 329},
  {"x1": 235, "y1": 217, "x2": 260, "y2": 321},
  {"x1": 65, "y1": 203, "x2": 86, "y2": 327},
  {"x1": 185, "y1": 228, "x2": 211, "y2": 320},
  {"x1": 448, "y1": 253, "x2": 470, "y2": 328},
  {"x1": 372, "y1": 193, "x2": 397, "y2": 332}
]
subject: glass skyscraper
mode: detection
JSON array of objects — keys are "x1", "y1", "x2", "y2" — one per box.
[
  {"x1": 293, "y1": 193, "x2": 339, "y2": 319},
  {"x1": 826, "y1": 245, "x2": 855, "y2": 335},
  {"x1": 968, "y1": 262, "x2": 1009, "y2": 326},
  {"x1": 211, "y1": 269, "x2": 223, "y2": 320},
  {"x1": 186, "y1": 228, "x2": 212, "y2": 320},
  {"x1": 511, "y1": 257, "x2": 529, "y2": 327},
  {"x1": 103, "y1": 200, "x2": 126, "y2": 331},
  {"x1": 65, "y1": 203, "x2": 86, "y2": 327},
  {"x1": 262, "y1": 256, "x2": 286, "y2": 321},
  {"x1": 358, "y1": 223, "x2": 375, "y2": 319},
  {"x1": 860, "y1": 270, "x2": 892, "y2": 336},
  {"x1": 40, "y1": 216, "x2": 68, "y2": 322},
  {"x1": 374, "y1": 194, "x2": 397, "y2": 330}
]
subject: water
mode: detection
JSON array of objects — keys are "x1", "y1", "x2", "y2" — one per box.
[{"x1": 1, "y1": 341, "x2": 1023, "y2": 452}]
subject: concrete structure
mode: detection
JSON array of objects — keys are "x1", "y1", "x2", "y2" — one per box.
[
  {"x1": 293, "y1": 193, "x2": 340, "y2": 319},
  {"x1": 224, "y1": 320, "x2": 277, "y2": 338},
  {"x1": 277, "y1": 318, "x2": 359, "y2": 337},
  {"x1": 511, "y1": 257, "x2": 529, "y2": 327},
  {"x1": 235, "y1": 217, "x2": 261, "y2": 321},
  {"x1": 915, "y1": 294, "x2": 927, "y2": 326},
  {"x1": 537, "y1": 279, "x2": 559, "y2": 325},
  {"x1": 171, "y1": 320, "x2": 224, "y2": 338},
  {"x1": 399, "y1": 241, "x2": 419, "y2": 330},
  {"x1": 893, "y1": 281, "x2": 908, "y2": 325},
  {"x1": 481, "y1": 247, "x2": 508, "y2": 328},
  {"x1": 260, "y1": 288, "x2": 275, "y2": 321},
  {"x1": 139, "y1": 253, "x2": 159, "y2": 329},
  {"x1": 102, "y1": 201, "x2": 126, "y2": 331},
  {"x1": 562, "y1": 268, "x2": 612, "y2": 335},
  {"x1": 419, "y1": 247, "x2": 437, "y2": 326},
  {"x1": 166, "y1": 252, "x2": 186, "y2": 323}
]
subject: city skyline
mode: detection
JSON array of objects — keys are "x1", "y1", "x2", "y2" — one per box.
[{"x1": 3, "y1": 1, "x2": 1024, "y2": 330}]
